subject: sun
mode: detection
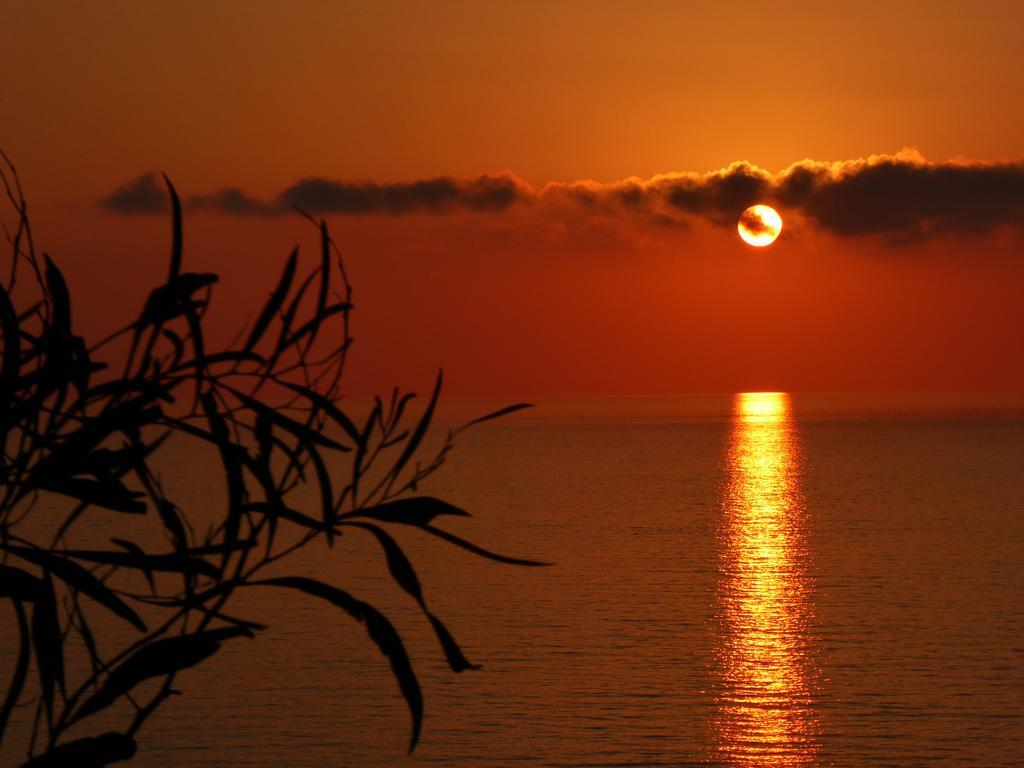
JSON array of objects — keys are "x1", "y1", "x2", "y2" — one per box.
[{"x1": 737, "y1": 204, "x2": 783, "y2": 247}]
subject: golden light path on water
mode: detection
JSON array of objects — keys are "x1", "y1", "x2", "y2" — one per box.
[{"x1": 713, "y1": 392, "x2": 820, "y2": 766}]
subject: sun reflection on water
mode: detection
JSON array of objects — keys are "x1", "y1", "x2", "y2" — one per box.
[{"x1": 713, "y1": 392, "x2": 820, "y2": 766}]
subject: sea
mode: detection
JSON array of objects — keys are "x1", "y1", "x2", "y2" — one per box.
[{"x1": 2, "y1": 392, "x2": 1023, "y2": 767}]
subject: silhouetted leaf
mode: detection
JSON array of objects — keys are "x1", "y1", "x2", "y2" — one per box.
[
  {"x1": 161, "y1": 327, "x2": 184, "y2": 367},
  {"x1": 0, "y1": 284, "x2": 20, "y2": 410},
  {"x1": 31, "y1": 476, "x2": 147, "y2": 514},
  {"x1": 25, "y1": 399, "x2": 162, "y2": 485},
  {"x1": 309, "y1": 220, "x2": 331, "y2": 350},
  {"x1": 5, "y1": 546, "x2": 147, "y2": 631},
  {"x1": 74, "y1": 377, "x2": 173, "y2": 405},
  {"x1": 112, "y1": 537, "x2": 157, "y2": 591},
  {"x1": 306, "y1": 445, "x2": 335, "y2": 539},
  {"x1": 420, "y1": 525, "x2": 550, "y2": 566},
  {"x1": 137, "y1": 274, "x2": 218, "y2": 327},
  {"x1": 163, "y1": 174, "x2": 182, "y2": 281},
  {"x1": 384, "y1": 390, "x2": 416, "y2": 434},
  {"x1": 425, "y1": 612, "x2": 480, "y2": 673},
  {"x1": 31, "y1": 574, "x2": 64, "y2": 724},
  {"x1": 343, "y1": 522, "x2": 423, "y2": 603},
  {"x1": 245, "y1": 246, "x2": 297, "y2": 352},
  {"x1": 253, "y1": 577, "x2": 422, "y2": 752},
  {"x1": 43, "y1": 254, "x2": 71, "y2": 338},
  {"x1": 276, "y1": 266, "x2": 316, "y2": 348},
  {"x1": 0, "y1": 564, "x2": 43, "y2": 601},
  {"x1": 244, "y1": 502, "x2": 337, "y2": 532},
  {"x1": 157, "y1": 500, "x2": 189, "y2": 551},
  {"x1": 71, "y1": 627, "x2": 253, "y2": 724},
  {"x1": 350, "y1": 400, "x2": 381, "y2": 505},
  {"x1": 344, "y1": 522, "x2": 480, "y2": 673},
  {"x1": 210, "y1": 611, "x2": 266, "y2": 632},
  {"x1": 69, "y1": 334, "x2": 98, "y2": 395},
  {"x1": 0, "y1": 598, "x2": 30, "y2": 741},
  {"x1": 284, "y1": 301, "x2": 351, "y2": 348},
  {"x1": 388, "y1": 370, "x2": 442, "y2": 484},
  {"x1": 225, "y1": 386, "x2": 349, "y2": 451},
  {"x1": 200, "y1": 391, "x2": 243, "y2": 567},
  {"x1": 74, "y1": 602, "x2": 102, "y2": 679},
  {"x1": 340, "y1": 496, "x2": 471, "y2": 526},
  {"x1": 57, "y1": 544, "x2": 220, "y2": 579},
  {"x1": 21, "y1": 732, "x2": 137, "y2": 768},
  {"x1": 72, "y1": 444, "x2": 147, "y2": 479},
  {"x1": 455, "y1": 403, "x2": 533, "y2": 434},
  {"x1": 279, "y1": 380, "x2": 360, "y2": 445}
]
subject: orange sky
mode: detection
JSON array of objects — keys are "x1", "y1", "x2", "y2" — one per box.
[{"x1": 2, "y1": 1, "x2": 1024, "y2": 395}]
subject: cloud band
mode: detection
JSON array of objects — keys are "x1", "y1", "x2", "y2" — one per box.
[{"x1": 102, "y1": 150, "x2": 1024, "y2": 240}]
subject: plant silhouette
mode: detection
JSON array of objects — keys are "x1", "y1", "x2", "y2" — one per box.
[{"x1": 0, "y1": 152, "x2": 541, "y2": 767}]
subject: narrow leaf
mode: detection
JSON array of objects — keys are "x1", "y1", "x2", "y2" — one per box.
[
  {"x1": 55, "y1": 544, "x2": 220, "y2": 579},
  {"x1": 226, "y1": 386, "x2": 349, "y2": 451},
  {"x1": 31, "y1": 575, "x2": 64, "y2": 724},
  {"x1": 163, "y1": 174, "x2": 182, "y2": 281},
  {"x1": 253, "y1": 577, "x2": 422, "y2": 752},
  {"x1": 43, "y1": 254, "x2": 71, "y2": 337},
  {"x1": 244, "y1": 502, "x2": 336, "y2": 532},
  {"x1": 0, "y1": 564, "x2": 43, "y2": 601},
  {"x1": 0, "y1": 598, "x2": 30, "y2": 742},
  {"x1": 340, "y1": 496, "x2": 471, "y2": 526},
  {"x1": 306, "y1": 445, "x2": 335, "y2": 538},
  {"x1": 32, "y1": 476, "x2": 147, "y2": 514},
  {"x1": 6, "y1": 546, "x2": 147, "y2": 631},
  {"x1": 455, "y1": 403, "x2": 533, "y2": 434},
  {"x1": 422, "y1": 525, "x2": 550, "y2": 566},
  {"x1": 157, "y1": 500, "x2": 189, "y2": 551},
  {"x1": 344, "y1": 522, "x2": 481, "y2": 673},
  {"x1": 343, "y1": 522, "x2": 422, "y2": 604},
  {"x1": 426, "y1": 612, "x2": 481, "y2": 673},
  {"x1": 201, "y1": 391, "x2": 244, "y2": 568},
  {"x1": 0, "y1": 285, "x2": 21, "y2": 407},
  {"x1": 389, "y1": 370, "x2": 442, "y2": 484},
  {"x1": 21, "y1": 732, "x2": 137, "y2": 768},
  {"x1": 72, "y1": 627, "x2": 253, "y2": 724},
  {"x1": 244, "y1": 246, "x2": 297, "y2": 352}
]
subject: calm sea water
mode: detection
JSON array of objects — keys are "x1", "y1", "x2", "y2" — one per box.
[{"x1": 3, "y1": 393, "x2": 1023, "y2": 766}]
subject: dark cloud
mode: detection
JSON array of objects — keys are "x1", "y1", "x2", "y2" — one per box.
[
  {"x1": 278, "y1": 174, "x2": 529, "y2": 214},
  {"x1": 615, "y1": 183, "x2": 647, "y2": 209},
  {"x1": 102, "y1": 173, "x2": 531, "y2": 217},
  {"x1": 661, "y1": 164, "x2": 770, "y2": 223},
  {"x1": 189, "y1": 188, "x2": 276, "y2": 216},
  {"x1": 101, "y1": 151, "x2": 1024, "y2": 243},
  {"x1": 775, "y1": 157, "x2": 1024, "y2": 238},
  {"x1": 545, "y1": 151, "x2": 1024, "y2": 240},
  {"x1": 100, "y1": 173, "x2": 168, "y2": 213}
]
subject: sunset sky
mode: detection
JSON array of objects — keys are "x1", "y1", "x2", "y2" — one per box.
[{"x1": 3, "y1": 1, "x2": 1024, "y2": 395}]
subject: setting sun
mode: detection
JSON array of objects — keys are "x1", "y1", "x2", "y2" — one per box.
[{"x1": 738, "y1": 204, "x2": 783, "y2": 247}]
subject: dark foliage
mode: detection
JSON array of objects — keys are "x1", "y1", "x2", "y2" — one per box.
[{"x1": 0, "y1": 151, "x2": 540, "y2": 766}]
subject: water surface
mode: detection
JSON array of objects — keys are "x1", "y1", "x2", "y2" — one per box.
[{"x1": 2, "y1": 393, "x2": 1022, "y2": 766}]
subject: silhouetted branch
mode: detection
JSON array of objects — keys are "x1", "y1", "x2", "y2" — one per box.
[{"x1": 0, "y1": 155, "x2": 538, "y2": 766}]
